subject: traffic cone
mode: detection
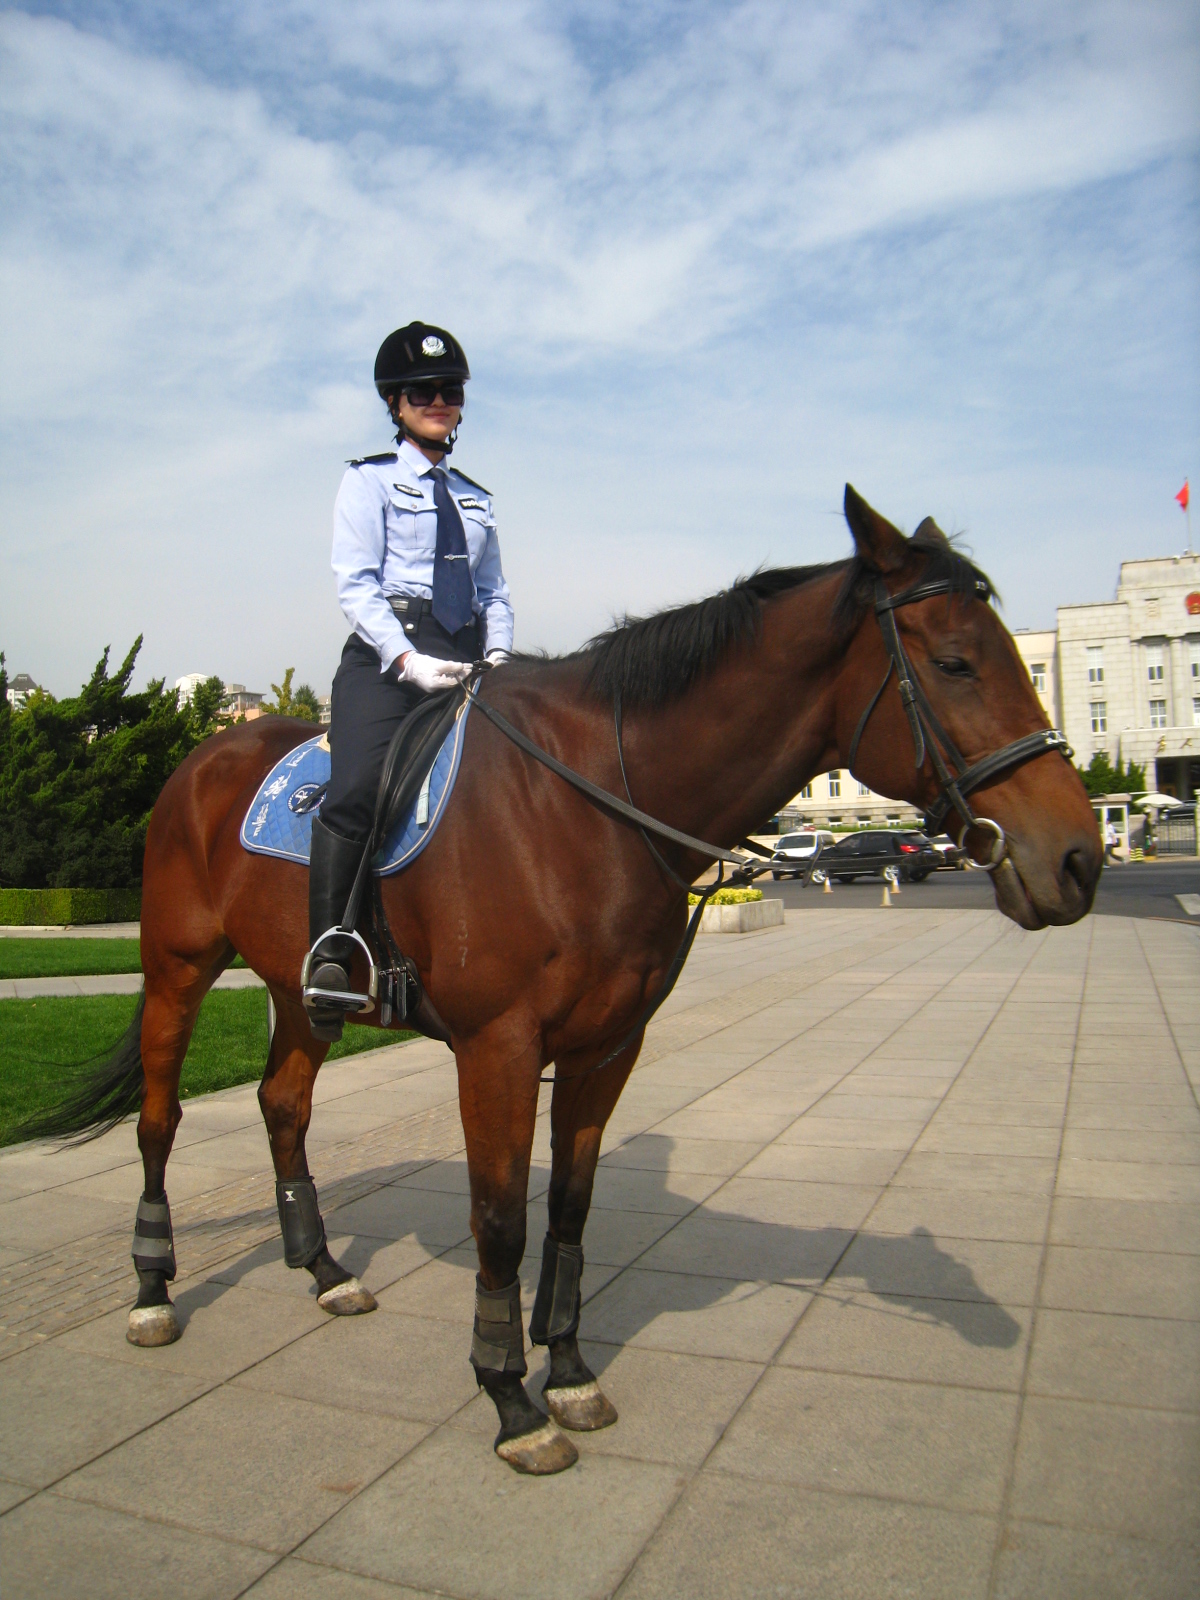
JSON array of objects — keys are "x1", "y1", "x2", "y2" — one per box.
[
  {"x1": 822, "y1": 875, "x2": 833, "y2": 894},
  {"x1": 880, "y1": 884, "x2": 892, "y2": 907},
  {"x1": 889, "y1": 876, "x2": 900, "y2": 895}
]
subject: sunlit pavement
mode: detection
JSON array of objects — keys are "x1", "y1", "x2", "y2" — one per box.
[{"x1": 1, "y1": 907, "x2": 1197, "y2": 1598}]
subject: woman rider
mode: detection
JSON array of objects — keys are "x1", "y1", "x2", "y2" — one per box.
[{"x1": 304, "y1": 322, "x2": 514, "y2": 1039}]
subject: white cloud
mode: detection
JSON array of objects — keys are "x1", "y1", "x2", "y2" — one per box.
[{"x1": 0, "y1": 1, "x2": 1197, "y2": 694}]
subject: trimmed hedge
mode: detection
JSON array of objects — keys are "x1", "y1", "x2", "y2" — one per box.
[
  {"x1": 688, "y1": 887, "x2": 764, "y2": 906},
  {"x1": 0, "y1": 887, "x2": 142, "y2": 926}
]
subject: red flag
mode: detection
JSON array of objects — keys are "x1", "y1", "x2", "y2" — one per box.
[{"x1": 1178, "y1": 480, "x2": 1190, "y2": 511}]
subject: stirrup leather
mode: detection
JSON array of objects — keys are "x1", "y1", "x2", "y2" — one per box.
[{"x1": 301, "y1": 926, "x2": 379, "y2": 1016}]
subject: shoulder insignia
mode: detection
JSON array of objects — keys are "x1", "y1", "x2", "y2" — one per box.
[
  {"x1": 449, "y1": 468, "x2": 491, "y2": 496},
  {"x1": 345, "y1": 451, "x2": 399, "y2": 467}
]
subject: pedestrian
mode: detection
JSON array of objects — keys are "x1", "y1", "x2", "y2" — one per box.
[
  {"x1": 1103, "y1": 817, "x2": 1120, "y2": 866},
  {"x1": 303, "y1": 323, "x2": 514, "y2": 1038}
]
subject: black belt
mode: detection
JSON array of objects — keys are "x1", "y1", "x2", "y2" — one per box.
[{"x1": 387, "y1": 595, "x2": 434, "y2": 624}]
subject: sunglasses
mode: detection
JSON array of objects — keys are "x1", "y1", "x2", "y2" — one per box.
[{"x1": 403, "y1": 382, "x2": 465, "y2": 408}]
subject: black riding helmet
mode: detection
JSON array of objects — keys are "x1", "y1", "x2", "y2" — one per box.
[{"x1": 374, "y1": 322, "x2": 470, "y2": 397}]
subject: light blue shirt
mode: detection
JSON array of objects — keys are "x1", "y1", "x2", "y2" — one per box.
[{"x1": 332, "y1": 437, "x2": 514, "y2": 669}]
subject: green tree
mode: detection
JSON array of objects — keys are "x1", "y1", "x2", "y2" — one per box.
[
  {"x1": 292, "y1": 682, "x2": 321, "y2": 721},
  {"x1": 0, "y1": 641, "x2": 227, "y2": 890},
  {"x1": 263, "y1": 667, "x2": 318, "y2": 722},
  {"x1": 1077, "y1": 751, "x2": 1147, "y2": 798}
]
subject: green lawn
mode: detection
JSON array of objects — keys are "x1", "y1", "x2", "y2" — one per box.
[
  {"x1": 0, "y1": 939, "x2": 251, "y2": 979},
  {"x1": 0, "y1": 988, "x2": 414, "y2": 1146}
]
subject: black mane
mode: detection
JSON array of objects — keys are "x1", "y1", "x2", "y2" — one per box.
[{"x1": 516, "y1": 523, "x2": 992, "y2": 711}]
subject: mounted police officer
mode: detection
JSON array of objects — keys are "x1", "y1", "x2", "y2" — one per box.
[{"x1": 304, "y1": 322, "x2": 514, "y2": 1039}]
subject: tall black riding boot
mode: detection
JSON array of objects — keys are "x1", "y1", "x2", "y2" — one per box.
[{"x1": 305, "y1": 817, "x2": 367, "y2": 1042}]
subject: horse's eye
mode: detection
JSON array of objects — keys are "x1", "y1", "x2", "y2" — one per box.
[{"x1": 932, "y1": 656, "x2": 972, "y2": 678}]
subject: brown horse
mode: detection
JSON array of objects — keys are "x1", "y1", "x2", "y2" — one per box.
[{"x1": 46, "y1": 486, "x2": 1100, "y2": 1474}]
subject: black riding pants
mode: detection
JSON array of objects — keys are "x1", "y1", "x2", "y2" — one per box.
[{"x1": 321, "y1": 611, "x2": 480, "y2": 842}]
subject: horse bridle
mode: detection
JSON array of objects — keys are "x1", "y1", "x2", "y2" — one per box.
[{"x1": 847, "y1": 575, "x2": 1072, "y2": 870}]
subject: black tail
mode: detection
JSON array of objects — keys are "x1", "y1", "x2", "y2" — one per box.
[{"x1": 18, "y1": 988, "x2": 146, "y2": 1145}]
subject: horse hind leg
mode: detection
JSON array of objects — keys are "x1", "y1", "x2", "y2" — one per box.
[
  {"x1": 128, "y1": 975, "x2": 211, "y2": 1346},
  {"x1": 258, "y1": 993, "x2": 376, "y2": 1315}
]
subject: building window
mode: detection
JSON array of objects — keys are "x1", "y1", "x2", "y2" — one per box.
[
  {"x1": 1189, "y1": 641, "x2": 1200, "y2": 682},
  {"x1": 1030, "y1": 663, "x2": 1046, "y2": 692},
  {"x1": 1146, "y1": 644, "x2": 1164, "y2": 683},
  {"x1": 828, "y1": 770, "x2": 841, "y2": 798},
  {"x1": 1193, "y1": 697, "x2": 1200, "y2": 729},
  {"x1": 1090, "y1": 701, "x2": 1107, "y2": 734},
  {"x1": 1086, "y1": 646, "x2": 1104, "y2": 684},
  {"x1": 798, "y1": 783, "x2": 812, "y2": 799},
  {"x1": 1149, "y1": 699, "x2": 1167, "y2": 729},
  {"x1": 857, "y1": 780, "x2": 870, "y2": 796}
]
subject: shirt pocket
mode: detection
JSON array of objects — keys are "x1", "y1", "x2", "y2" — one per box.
[
  {"x1": 386, "y1": 494, "x2": 434, "y2": 549},
  {"x1": 458, "y1": 504, "x2": 493, "y2": 566}
]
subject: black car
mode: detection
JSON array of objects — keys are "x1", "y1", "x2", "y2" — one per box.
[{"x1": 811, "y1": 830, "x2": 941, "y2": 884}]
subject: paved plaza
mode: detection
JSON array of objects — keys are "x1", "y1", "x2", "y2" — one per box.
[{"x1": 1, "y1": 907, "x2": 1197, "y2": 1598}]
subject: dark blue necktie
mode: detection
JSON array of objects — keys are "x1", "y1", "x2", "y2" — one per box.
[{"x1": 429, "y1": 468, "x2": 473, "y2": 636}]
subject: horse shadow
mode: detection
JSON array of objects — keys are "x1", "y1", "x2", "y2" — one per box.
[{"x1": 172, "y1": 1132, "x2": 1021, "y2": 1355}]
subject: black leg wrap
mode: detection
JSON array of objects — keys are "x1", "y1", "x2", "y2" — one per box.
[
  {"x1": 132, "y1": 1192, "x2": 177, "y2": 1281},
  {"x1": 275, "y1": 1176, "x2": 327, "y2": 1269},
  {"x1": 470, "y1": 1277, "x2": 528, "y2": 1377},
  {"x1": 529, "y1": 1234, "x2": 583, "y2": 1346}
]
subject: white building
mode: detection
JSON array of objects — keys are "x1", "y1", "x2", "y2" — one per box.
[
  {"x1": 5, "y1": 672, "x2": 40, "y2": 710},
  {"x1": 1012, "y1": 552, "x2": 1200, "y2": 802},
  {"x1": 174, "y1": 673, "x2": 209, "y2": 705},
  {"x1": 781, "y1": 768, "x2": 922, "y2": 831}
]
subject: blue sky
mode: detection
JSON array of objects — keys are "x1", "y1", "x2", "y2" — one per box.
[{"x1": 2, "y1": 1, "x2": 1197, "y2": 696}]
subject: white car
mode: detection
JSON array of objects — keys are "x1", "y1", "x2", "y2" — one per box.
[{"x1": 770, "y1": 830, "x2": 835, "y2": 879}]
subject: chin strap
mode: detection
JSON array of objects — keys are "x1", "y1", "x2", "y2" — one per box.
[{"x1": 396, "y1": 422, "x2": 457, "y2": 456}]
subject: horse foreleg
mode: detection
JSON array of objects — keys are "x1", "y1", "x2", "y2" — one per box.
[
  {"x1": 532, "y1": 1035, "x2": 642, "y2": 1432},
  {"x1": 257, "y1": 992, "x2": 377, "y2": 1316},
  {"x1": 457, "y1": 1017, "x2": 578, "y2": 1475}
]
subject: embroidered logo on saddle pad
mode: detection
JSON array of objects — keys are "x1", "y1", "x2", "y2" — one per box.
[{"x1": 240, "y1": 712, "x2": 469, "y2": 874}]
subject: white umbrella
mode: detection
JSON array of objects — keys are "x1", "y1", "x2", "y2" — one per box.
[{"x1": 1134, "y1": 793, "x2": 1187, "y2": 811}]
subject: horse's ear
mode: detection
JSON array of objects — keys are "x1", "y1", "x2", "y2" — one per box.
[
  {"x1": 844, "y1": 484, "x2": 908, "y2": 574},
  {"x1": 913, "y1": 515, "x2": 951, "y2": 547}
]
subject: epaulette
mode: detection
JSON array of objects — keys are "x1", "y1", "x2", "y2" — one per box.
[
  {"x1": 345, "y1": 451, "x2": 399, "y2": 467},
  {"x1": 450, "y1": 467, "x2": 491, "y2": 496}
]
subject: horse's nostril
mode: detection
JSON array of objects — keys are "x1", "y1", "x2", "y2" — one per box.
[{"x1": 1062, "y1": 847, "x2": 1095, "y2": 896}]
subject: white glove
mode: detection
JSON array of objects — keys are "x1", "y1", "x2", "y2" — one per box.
[
  {"x1": 485, "y1": 649, "x2": 510, "y2": 667},
  {"x1": 398, "y1": 651, "x2": 473, "y2": 693}
]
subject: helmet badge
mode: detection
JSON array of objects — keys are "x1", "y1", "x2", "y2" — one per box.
[{"x1": 421, "y1": 335, "x2": 447, "y2": 357}]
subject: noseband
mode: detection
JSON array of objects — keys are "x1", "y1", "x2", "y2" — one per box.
[{"x1": 847, "y1": 575, "x2": 1072, "y2": 870}]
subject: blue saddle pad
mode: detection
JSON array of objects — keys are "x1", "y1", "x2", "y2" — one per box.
[{"x1": 240, "y1": 705, "x2": 469, "y2": 875}]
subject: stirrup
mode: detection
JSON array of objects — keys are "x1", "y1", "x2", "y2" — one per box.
[{"x1": 301, "y1": 926, "x2": 378, "y2": 1016}]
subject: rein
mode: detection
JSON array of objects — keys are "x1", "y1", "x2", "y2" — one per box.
[
  {"x1": 466, "y1": 679, "x2": 773, "y2": 1084},
  {"x1": 848, "y1": 575, "x2": 1072, "y2": 868}
]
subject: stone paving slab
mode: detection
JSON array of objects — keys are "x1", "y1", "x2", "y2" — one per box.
[
  {"x1": 1, "y1": 907, "x2": 1197, "y2": 1598},
  {"x1": 0, "y1": 967, "x2": 264, "y2": 999}
]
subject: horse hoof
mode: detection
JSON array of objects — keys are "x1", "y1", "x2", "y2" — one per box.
[
  {"x1": 126, "y1": 1304, "x2": 181, "y2": 1347},
  {"x1": 495, "y1": 1420, "x2": 579, "y2": 1475},
  {"x1": 544, "y1": 1379, "x2": 618, "y2": 1432},
  {"x1": 317, "y1": 1278, "x2": 378, "y2": 1315}
]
